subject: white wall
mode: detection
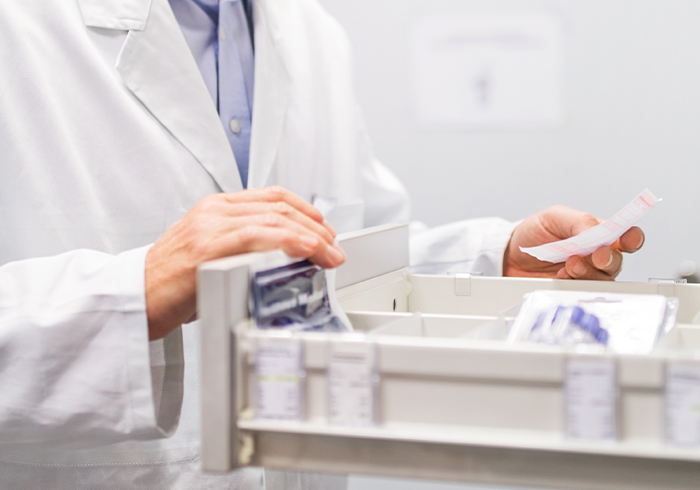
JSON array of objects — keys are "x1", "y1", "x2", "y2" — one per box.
[{"x1": 319, "y1": 0, "x2": 700, "y2": 282}]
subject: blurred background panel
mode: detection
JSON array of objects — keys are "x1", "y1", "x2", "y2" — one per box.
[{"x1": 319, "y1": 0, "x2": 700, "y2": 282}]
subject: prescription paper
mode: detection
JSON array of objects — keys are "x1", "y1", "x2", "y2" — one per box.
[{"x1": 520, "y1": 189, "x2": 660, "y2": 263}]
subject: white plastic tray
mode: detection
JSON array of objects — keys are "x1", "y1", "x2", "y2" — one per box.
[{"x1": 199, "y1": 224, "x2": 700, "y2": 490}]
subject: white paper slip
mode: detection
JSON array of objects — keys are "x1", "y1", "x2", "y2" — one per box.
[
  {"x1": 565, "y1": 358, "x2": 617, "y2": 441},
  {"x1": 255, "y1": 336, "x2": 304, "y2": 421},
  {"x1": 328, "y1": 338, "x2": 378, "y2": 426},
  {"x1": 666, "y1": 364, "x2": 700, "y2": 446},
  {"x1": 520, "y1": 189, "x2": 660, "y2": 263}
]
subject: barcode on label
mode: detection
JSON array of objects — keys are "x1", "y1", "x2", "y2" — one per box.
[
  {"x1": 328, "y1": 340, "x2": 377, "y2": 426},
  {"x1": 256, "y1": 336, "x2": 304, "y2": 421},
  {"x1": 565, "y1": 358, "x2": 617, "y2": 441}
]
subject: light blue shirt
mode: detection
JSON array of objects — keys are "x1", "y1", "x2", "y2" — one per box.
[{"x1": 169, "y1": 0, "x2": 255, "y2": 188}]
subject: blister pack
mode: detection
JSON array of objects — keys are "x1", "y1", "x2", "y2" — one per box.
[
  {"x1": 250, "y1": 257, "x2": 352, "y2": 332},
  {"x1": 508, "y1": 290, "x2": 678, "y2": 354}
]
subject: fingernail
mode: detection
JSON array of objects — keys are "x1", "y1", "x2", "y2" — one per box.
[
  {"x1": 605, "y1": 251, "x2": 614, "y2": 268},
  {"x1": 572, "y1": 259, "x2": 586, "y2": 277},
  {"x1": 634, "y1": 233, "x2": 645, "y2": 251},
  {"x1": 327, "y1": 245, "x2": 346, "y2": 264},
  {"x1": 300, "y1": 235, "x2": 318, "y2": 249}
]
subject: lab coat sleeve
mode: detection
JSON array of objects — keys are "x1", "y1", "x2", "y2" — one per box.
[
  {"x1": 0, "y1": 246, "x2": 183, "y2": 446},
  {"x1": 409, "y1": 218, "x2": 518, "y2": 276}
]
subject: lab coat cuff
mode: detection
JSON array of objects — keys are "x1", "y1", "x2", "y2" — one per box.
[
  {"x1": 120, "y1": 245, "x2": 184, "y2": 439},
  {"x1": 485, "y1": 219, "x2": 520, "y2": 277}
]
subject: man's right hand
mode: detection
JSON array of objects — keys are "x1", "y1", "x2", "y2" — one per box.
[{"x1": 144, "y1": 186, "x2": 345, "y2": 340}]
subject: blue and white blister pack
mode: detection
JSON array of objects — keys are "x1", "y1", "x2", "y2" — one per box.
[
  {"x1": 508, "y1": 289, "x2": 678, "y2": 354},
  {"x1": 250, "y1": 259, "x2": 353, "y2": 332}
]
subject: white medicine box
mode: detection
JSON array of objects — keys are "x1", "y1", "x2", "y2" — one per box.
[{"x1": 198, "y1": 224, "x2": 700, "y2": 490}]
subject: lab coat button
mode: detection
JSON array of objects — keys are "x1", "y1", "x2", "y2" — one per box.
[{"x1": 229, "y1": 119, "x2": 241, "y2": 133}]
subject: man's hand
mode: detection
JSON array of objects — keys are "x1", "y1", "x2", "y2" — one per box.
[
  {"x1": 503, "y1": 205, "x2": 645, "y2": 281},
  {"x1": 145, "y1": 186, "x2": 346, "y2": 340}
]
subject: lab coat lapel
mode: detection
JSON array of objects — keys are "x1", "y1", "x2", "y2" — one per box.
[
  {"x1": 113, "y1": 0, "x2": 243, "y2": 193},
  {"x1": 248, "y1": 0, "x2": 292, "y2": 189},
  {"x1": 78, "y1": 0, "x2": 153, "y2": 31}
]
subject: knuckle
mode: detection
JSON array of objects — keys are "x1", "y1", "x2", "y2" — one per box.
[
  {"x1": 190, "y1": 220, "x2": 210, "y2": 237},
  {"x1": 194, "y1": 194, "x2": 222, "y2": 214},
  {"x1": 237, "y1": 225, "x2": 260, "y2": 246},
  {"x1": 280, "y1": 232, "x2": 298, "y2": 247},
  {"x1": 266, "y1": 185, "x2": 287, "y2": 200},
  {"x1": 184, "y1": 210, "x2": 214, "y2": 237},
  {"x1": 262, "y1": 213, "x2": 281, "y2": 227},
  {"x1": 272, "y1": 201, "x2": 292, "y2": 216}
]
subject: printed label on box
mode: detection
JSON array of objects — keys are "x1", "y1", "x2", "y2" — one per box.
[
  {"x1": 666, "y1": 363, "x2": 700, "y2": 446},
  {"x1": 256, "y1": 336, "x2": 304, "y2": 420},
  {"x1": 328, "y1": 340, "x2": 377, "y2": 426},
  {"x1": 565, "y1": 358, "x2": 617, "y2": 441}
]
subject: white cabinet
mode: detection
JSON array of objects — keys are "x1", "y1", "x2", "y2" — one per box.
[{"x1": 199, "y1": 225, "x2": 700, "y2": 490}]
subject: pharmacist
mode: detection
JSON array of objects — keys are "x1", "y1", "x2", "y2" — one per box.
[{"x1": 0, "y1": 0, "x2": 644, "y2": 488}]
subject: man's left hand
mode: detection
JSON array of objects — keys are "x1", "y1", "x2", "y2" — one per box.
[{"x1": 503, "y1": 205, "x2": 645, "y2": 281}]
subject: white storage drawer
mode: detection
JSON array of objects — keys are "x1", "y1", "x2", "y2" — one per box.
[{"x1": 199, "y1": 224, "x2": 700, "y2": 490}]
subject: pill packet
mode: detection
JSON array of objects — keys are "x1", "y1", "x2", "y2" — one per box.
[
  {"x1": 508, "y1": 290, "x2": 679, "y2": 354},
  {"x1": 529, "y1": 305, "x2": 609, "y2": 347},
  {"x1": 250, "y1": 254, "x2": 352, "y2": 333}
]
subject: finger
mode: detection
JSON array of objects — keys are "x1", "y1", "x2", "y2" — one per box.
[
  {"x1": 565, "y1": 255, "x2": 615, "y2": 281},
  {"x1": 223, "y1": 186, "x2": 334, "y2": 234},
  {"x1": 227, "y1": 188, "x2": 337, "y2": 238},
  {"x1": 219, "y1": 201, "x2": 336, "y2": 245},
  {"x1": 614, "y1": 226, "x2": 645, "y2": 253},
  {"x1": 307, "y1": 241, "x2": 347, "y2": 269},
  {"x1": 210, "y1": 226, "x2": 345, "y2": 268},
  {"x1": 556, "y1": 267, "x2": 573, "y2": 280},
  {"x1": 205, "y1": 213, "x2": 339, "y2": 261},
  {"x1": 208, "y1": 225, "x2": 346, "y2": 269},
  {"x1": 590, "y1": 246, "x2": 623, "y2": 278},
  {"x1": 541, "y1": 206, "x2": 603, "y2": 240}
]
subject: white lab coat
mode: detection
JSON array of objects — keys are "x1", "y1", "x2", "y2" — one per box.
[{"x1": 0, "y1": 0, "x2": 515, "y2": 488}]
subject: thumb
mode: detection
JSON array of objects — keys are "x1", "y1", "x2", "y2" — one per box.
[{"x1": 542, "y1": 205, "x2": 603, "y2": 240}]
